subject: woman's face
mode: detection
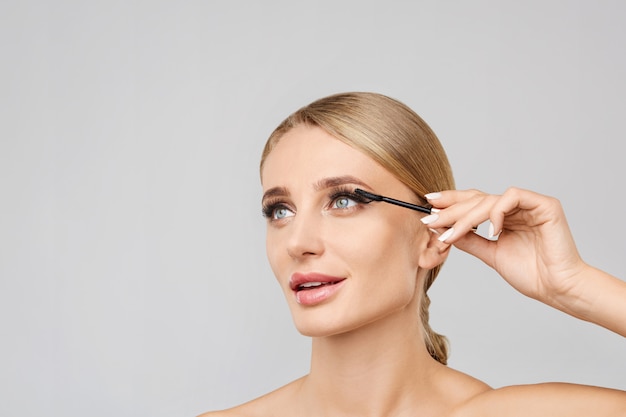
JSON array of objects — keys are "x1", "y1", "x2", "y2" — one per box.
[{"x1": 261, "y1": 125, "x2": 433, "y2": 337}]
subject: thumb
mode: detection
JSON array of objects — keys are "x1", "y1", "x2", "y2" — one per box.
[{"x1": 452, "y1": 232, "x2": 496, "y2": 269}]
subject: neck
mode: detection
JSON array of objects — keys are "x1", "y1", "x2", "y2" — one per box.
[{"x1": 299, "y1": 299, "x2": 444, "y2": 417}]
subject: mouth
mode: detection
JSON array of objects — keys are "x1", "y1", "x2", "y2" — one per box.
[
  {"x1": 289, "y1": 273, "x2": 346, "y2": 291},
  {"x1": 289, "y1": 272, "x2": 346, "y2": 305}
]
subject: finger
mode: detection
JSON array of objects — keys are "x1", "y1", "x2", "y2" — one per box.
[
  {"x1": 450, "y1": 231, "x2": 497, "y2": 268},
  {"x1": 487, "y1": 187, "x2": 549, "y2": 236},
  {"x1": 425, "y1": 189, "x2": 486, "y2": 210},
  {"x1": 422, "y1": 193, "x2": 500, "y2": 243},
  {"x1": 421, "y1": 192, "x2": 486, "y2": 229}
]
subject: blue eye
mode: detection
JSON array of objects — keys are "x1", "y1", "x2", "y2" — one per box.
[
  {"x1": 273, "y1": 206, "x2": 294, "y2": 220},
  {"x1": 332, "y1": 196, "x2": 358, "y2": 209},
  {"x1": 262, "y1": 202, "x2": 295, "y2": 221}
]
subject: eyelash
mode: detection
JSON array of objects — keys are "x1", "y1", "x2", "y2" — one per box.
[
  {"x1": 328, "y1": 187, "x2": 371, "y2": 208},
  {"x1": 261, "y1": 186, "x2": 371, "y2": 220},
  {"x1": 261, "y1": 200, "x2": 289, "y2": 220}
]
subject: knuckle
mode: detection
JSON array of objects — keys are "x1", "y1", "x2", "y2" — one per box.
[
  {"x1": 503, "y1": 186, "x2": 521, "y2": 196},
  {"x1": 546, "y1": 195, "x2": 563, "y2": 210},
  {"x1": 466, "y1": 188, "x2": 483, "y2": 197}
]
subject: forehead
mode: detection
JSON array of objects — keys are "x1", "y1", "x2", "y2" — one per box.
[
  {"x1": 260, "y1": 125, "x2": 400, "y2": 193},
  {"x1": 263, "y1": 126, "x2": 363, "y2": 182}
]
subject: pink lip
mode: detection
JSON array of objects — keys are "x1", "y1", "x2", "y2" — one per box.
[{"x1": 289, "y1": 272, "x2": 346, "y2": 306}]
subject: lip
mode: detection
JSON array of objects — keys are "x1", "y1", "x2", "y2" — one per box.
[{"x1": 289, "y1": 272, "x2": 347, "y2": 306}]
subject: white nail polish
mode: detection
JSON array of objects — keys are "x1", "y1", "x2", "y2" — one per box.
[
  {"x1": 488, "y1": 223, "x2": 501, "y2": 239},
  {"x1": 438, "y1": 228, "x2": 454, "y2": 242},
  {"x1": 428, "y1": 228, "x2": 440, "y2": 235},
  {"x1": 425, "y1": 192, "x2": 442, "y2": 200},
  {"x1": 430, "y1": 207, "x2": 441, "y2": 213},
  {"x1": 420, "y1": 213, "x2": 439, "y2": 225}
]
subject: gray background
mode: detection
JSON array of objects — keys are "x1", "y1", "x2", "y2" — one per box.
[{"x1": 1, "y1": 1, "x2": 625, "y2": 416}]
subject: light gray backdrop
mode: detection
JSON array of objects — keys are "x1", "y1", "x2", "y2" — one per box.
[{"x1": 1, "y1": 1, "x2": 624, "y2": 416}]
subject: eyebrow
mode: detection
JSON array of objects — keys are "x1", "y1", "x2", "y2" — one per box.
[
  {"x1": 261, "y1": 186, "x2": 289, "y2": 202},
  {"x1": 261, "y1": 175, "x2": 370, "y2": 203},
  {"x1": 314, "y1": 175, "x2": 369, "y2": 191}
]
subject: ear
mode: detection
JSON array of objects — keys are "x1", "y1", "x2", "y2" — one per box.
[{"x1": 417, "y1": 228, "x2": 451, "y2": 269}]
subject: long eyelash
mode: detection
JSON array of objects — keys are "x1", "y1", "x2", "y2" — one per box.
[
  {"x1": 261, "y1": 199, "x2": 286, "y2": 219},
  {"x1": 328, "y1": 186, "x2": 372, "y2": 205},
  {"x1": 261, "y1": 186, "x2": 370, "y2": 218}
]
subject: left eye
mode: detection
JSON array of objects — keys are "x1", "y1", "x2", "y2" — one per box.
[{"x1": 332, "y1": 196, "x2": 358, "y2": 209}]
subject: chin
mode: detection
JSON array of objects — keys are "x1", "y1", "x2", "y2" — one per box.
[
  {"x1": 284, "y1": 285, "x2": 419, "y2": 338},
  {"x1": 289, "y1": 308, "x2": 364, "y2": 338},
  {"x1": 289, "y1": 305, "x2": 410, "y2": 339},
  {"x1": 294, "y1": 323, "x2": 356, "y2": 338}
]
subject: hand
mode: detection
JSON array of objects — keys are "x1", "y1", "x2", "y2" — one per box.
[
  {"x1": 422, "y1": 187, "x2": 587, "y2": 311},
  {"x1": 421, "y1": 187, "x2": 626, "y2": 336}
]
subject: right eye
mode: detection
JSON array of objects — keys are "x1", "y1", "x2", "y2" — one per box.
[
  {"x1": 272, "y1": 206, "x2": 295, "y2": 220},
  {"x1": 262, "y1": 203, "x2": 295, "y2": 221},
  {"x1": 331, "y1": 195, "x2": 359, "y2": 210}
]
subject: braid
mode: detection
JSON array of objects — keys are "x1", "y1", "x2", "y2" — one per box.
[{"x1": 420, "y1": 270, "x2": 449, "y2": 364}]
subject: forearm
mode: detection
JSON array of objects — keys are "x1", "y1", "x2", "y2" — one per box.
[{"x1": 555, "y1": 265, "x2": 626, "y2": 337}]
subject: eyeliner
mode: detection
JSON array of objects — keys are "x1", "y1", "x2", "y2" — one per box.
[{"x1": 354, "y1": 188, "x2": 432, "y2": 214}]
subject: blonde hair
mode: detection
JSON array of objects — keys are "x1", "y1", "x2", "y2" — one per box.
[{"x1": 260, "y1": 92, "x2": 455, "y2": 365}]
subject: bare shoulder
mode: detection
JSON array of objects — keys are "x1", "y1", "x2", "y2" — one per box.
[
  {"x1": 433, "y1": 364, "x2": 492, "y2": 403},
  {"x1": 452, "y1": 382, "x2": 626, "y2": 417},
  {"x1": 196, "y1": 377, "x2": 304, "y2": 417}
]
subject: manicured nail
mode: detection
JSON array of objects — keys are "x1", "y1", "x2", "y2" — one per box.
[
  {"x1": 425, "y1": 192, "x2": 442, "y2": 200},
  {"x1": 430, "y1": 207, "x2": 441, "y2": 213},
  {"x1": 438, "y1": 228, "x2": 454, "y2": 242},
  {"x1": 428, "y1": 228, "x2": 440, "y2": 235},
  {"x1": 420, "y1": 213, "x2": 439, "y2": 225},
  {"x1": 488, "y1": 223, "x2": 501, "y2": 239}
]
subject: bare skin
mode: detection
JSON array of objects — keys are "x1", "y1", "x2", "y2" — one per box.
[
  {"x1": 425, "y1": 187, "x2": 626, "y2": 337},
  {"x1": 199, "y1": 126, "x2": 626, "y2": 417}
]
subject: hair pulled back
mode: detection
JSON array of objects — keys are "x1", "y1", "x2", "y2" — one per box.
[{"x1": 260, "y1": 92, "x2": 454, "y2": 364}]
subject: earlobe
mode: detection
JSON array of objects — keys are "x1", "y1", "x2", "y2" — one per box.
[{"x1": 418, "y1": 229, "x2": 451, "y2": 269}]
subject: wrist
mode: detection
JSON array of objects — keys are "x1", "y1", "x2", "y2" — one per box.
[
  {"x1": 551, "y1": 264, "x2": 626, "y2": 336},
  {"x1": 548, "y1": 263, "x2": 597, "y2": 322}
]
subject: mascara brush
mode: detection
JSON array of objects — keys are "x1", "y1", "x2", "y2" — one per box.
[{"x1": 354, "y1": 188, "x2": 432, "y2": 214}]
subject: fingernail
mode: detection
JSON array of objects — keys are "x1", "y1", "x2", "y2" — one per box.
[
  {"x1": 424, "y1": 192, "x2": 442, "y2": 200},
  {"x1": 438, "y1": 228, "x2": 454, "y2": 242},
  {"x1": 428, "y1": 228, "x2": 440, "y2": 235},
  {"x1": 420, "y1": 213, "x2": 439, "y2": 225},
  {"x1": 488, "y1": 223, "x2": 501, "y2": 239},
  {"x1": 430, "y1": 207, "x2": 441, "y2": 213}
]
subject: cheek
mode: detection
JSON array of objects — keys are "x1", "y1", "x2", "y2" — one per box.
[
  {"x1": 265, "y1": 232, "x2": 283, "y2": 280},
  {"x1": 263, "y1": 216, "x2": 424, "y2": 290},
  {"x1": 339, "y1": 218, "x2": 422, "y2": 285}
]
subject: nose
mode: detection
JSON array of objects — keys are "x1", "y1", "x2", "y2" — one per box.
[{"x1": 285, "y1": 210, "x2": 325, "y2": 261}]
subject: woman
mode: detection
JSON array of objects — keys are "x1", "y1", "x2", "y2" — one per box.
[{"x1": 202, "y1": 92, "x2": 626, "y2": 416}]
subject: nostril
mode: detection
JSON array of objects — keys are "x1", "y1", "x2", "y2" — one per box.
[
  {"x1": 287, "y1": 245, "x2": 322, "y2": 260},
  {"x1": 286, "y1": 235, "x2": 324, "y2": 260}
]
